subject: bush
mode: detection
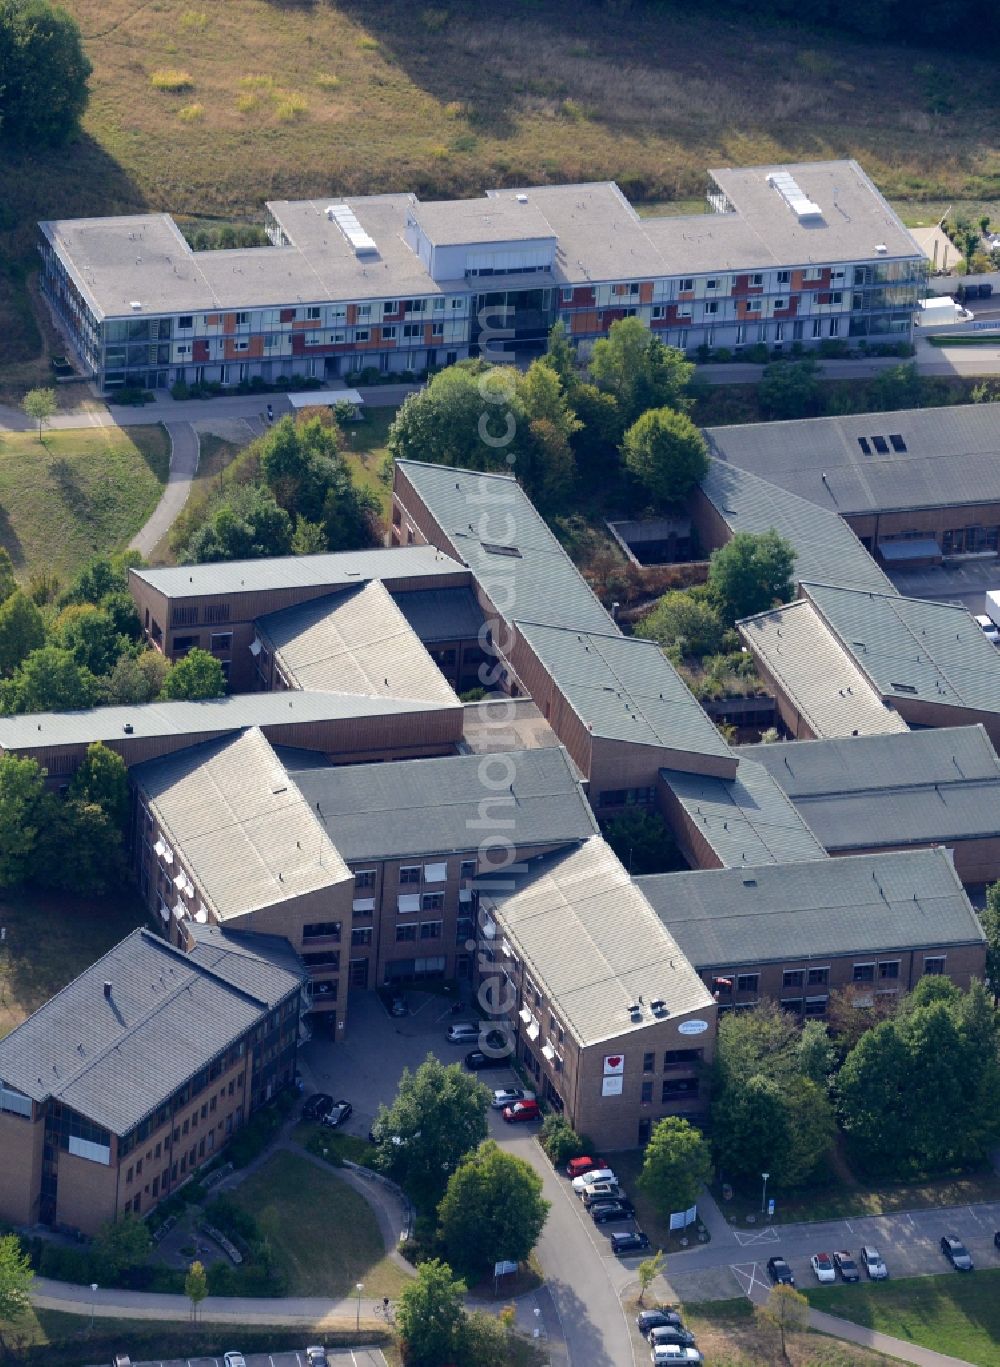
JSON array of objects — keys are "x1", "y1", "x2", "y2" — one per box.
[{"x1": 540, "y1": 1114, "x2": 585, "y2": 1166}]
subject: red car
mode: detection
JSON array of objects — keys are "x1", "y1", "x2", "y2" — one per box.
[
  {"x1": 566, "y1": 1155, "x2": 607, "y2": 1179},
  {"x1": 503, "y1": 1099, "x2": 541, "y2": 1123}
]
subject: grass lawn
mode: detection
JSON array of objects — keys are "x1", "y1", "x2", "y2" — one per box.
[
  {"x1": 300, "y1": 1119, "x2": 379, "y2": 1169},
  {"x1": 0, "y1": 425, "x2": 169, "y2": 585},
  {"x1": 678, "y1": 1297, "x2": 898, "y2": 1366},
  {"x1": 229, "y1": 1150, "x2": 411, "y2": 1299},
  {"x1": 2, "y1": 0, "x2": 999, "y2": 364},
  {"x1": 151, "y1": 431, "x2": 244, "y2": 563},
  {"x1": 338, "y1": 407, "x2": 396, "y2": 523},
  {"x1": 807, "y1": 1270, "x2": 1000, "y2": 1367},
  {"x1": 0, "y1": 885, "x2": 145, "y2": 1039}
]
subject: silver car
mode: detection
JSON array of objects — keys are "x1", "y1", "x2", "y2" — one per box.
[{"x1": 860, "y1": 1246, "x2": 888, "y2": 1279}]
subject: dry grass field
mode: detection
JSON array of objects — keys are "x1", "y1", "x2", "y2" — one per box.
[{"x1": 1, "y1": 0, "x2": 998, "y2": 367}]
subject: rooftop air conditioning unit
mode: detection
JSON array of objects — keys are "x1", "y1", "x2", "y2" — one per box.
[
  {"x1": 875, "y1": 243, "x2": 888, "y2": 254},
  {"x1": 130, "y1": 300, "x2": 142, "y2": 310}
]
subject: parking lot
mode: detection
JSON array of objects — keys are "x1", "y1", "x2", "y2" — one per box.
[{"x1": 126, "y1": 1352, "x2": 387, "y2": 1367}]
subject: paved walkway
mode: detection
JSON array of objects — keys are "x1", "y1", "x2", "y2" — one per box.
[{"x1": 129, "y1": 422, "x2": 200, "y2": 557}]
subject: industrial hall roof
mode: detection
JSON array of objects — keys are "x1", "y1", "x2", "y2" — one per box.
[
  {"x1": 699, "y1": 459, "x2": 895, "y2": 595},
  {"x1": 0, "y1": 927, "x2": 302, "y2": 1136},
  {"x1": 478, "y1": 836, "x2": 715, "y2": 1049},
  {"x1": 130, "y1": 544, "x2": 464, "y2": 602},
  {"x1": 287, "y1": 745, "x2": 599, "y2": 862},
  {"x1": 735, "y1": 725, "x2": 1000, "y2": 853},
  {"x1": 738, "y1": 598, "x2": 909, "y2": 739},
  {"x1": 658, "y1": 758, "x2": 828, "y2": 868},
  {"x1": 132, "y1": 727, "x2": 350, "y2": 924},
  {"x1": 256, "y1": 581, "x2": 458, "y2": 705},
  {"x1": 637, "y1": 847, "x2": 985, "y2": 969},
  {"x1": 705, "y1": 403, "x2": 1000, "y2": 518}
]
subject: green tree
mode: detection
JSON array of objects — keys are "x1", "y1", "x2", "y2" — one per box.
[
  {"x1": 0, "y1": 1233, "x2": 34, "y2": 1348},
  {"x1": 0, "y1": 548, "x2": 16, "y2": 605},
  {"x1": 712, "y1": 1072, "x2": 792, "y2": 1185},
  {"x1": 637, "y1": 1249, "x2": 665, "y2": 1306},
  {"x1": 568, "y1": 381, "x2": 622, "y2": 480},
  {"x1": 55, "y1": 604, "x2": 126, "y2": 677},
  {"x1": 292, "y1": 515, "x2": 328, "y2": 555},
  {"x1": 185, "y1": 1260, "x2": 208, "y2": 1322},
  {"x1": 33, "y1": 795, "x2": 124, "y2": 894},
  {"x1": 0, "y1": 752, "x2": 45, "y2": 886},
  {"x1": 160, "y1": 648, "x2": 226, "y2": 701},
  {"x1": 107, "y1": 650, "x2": 170, "y2": 704},
  {"x1": 61, "y1": 550, "x2": 142, "y2": 609},
  {"x1": 602, "y1": 806, "x2": 680, "y2": 875},
  {"x1": 797, "y1": 1020, "x2": 836, "y2": 1086},
  {"x1": 438, "y1": 1140, "x2": 549, "y2": 1280},
  {"x1": 707, "y1": 530, "x2": 796, "y2": 626},
  {"x1": 622, "y1": 407, "x2": 708, "y2": 506},
  {"x1": 93, "y1": 1212, "x2": 152, "y2": 1280},
  {"x1": 542, "y1": 319, "x2": 578, "y2": 391},
  {"x1": 866, "y1": 361, "x2": 924, "y2": 412},
  {"x1": 539, "y1": 1114, "x2": 585, "y2": 1166},
  {"x1": 20, "y1": 386, "x2": 56, "y2": 441},
  {"x1": 396, "y1": 1258, "x2": 466, "y2": 1367},
  {"x1": 758, "y1": 359, "x2": 821, "y2": 420},
  {"x1": 635, "y1": 589, "x2": 725, "y2": 659},
  {"x1": 589, "y1": 317, "x2": 694, "y2": 427},
  {"x1": 372, "y1": 1054, "x2": 490, "y2": 1207},
  {"x1": 1, "y1": 644, "x2": 99, "y2": 714},
  {"x1": 980, "y1": 880, "x2": 1000, "y2": 1000},
  {"x1": 756, "y1": 1284, "x2": 810, "y2": 1362},
  {"x1": 782, "y1": 1074, "x2": 837, "y2": 1187},
  {"x1": 638, "y1": 1117, "x2": 713, "y2": 1219},
  {"x1": 69, "y1": 741, "x2": 129, "y2": 829},
  {"x1": 186, "y1": 483, "x2": 293, "y2": 563},
  {"x1": 0, "y1": 0, "x2": 91, "y2": 145},
  {"x1": 0, "y1": 590, "x2": 46, "y2": 677}
]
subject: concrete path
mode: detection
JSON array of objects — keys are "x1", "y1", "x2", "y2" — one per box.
[{"x1": 129, "y1": 422, "x2": 199, "y2": 557}]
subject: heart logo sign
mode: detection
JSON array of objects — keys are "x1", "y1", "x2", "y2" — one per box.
[{"x1": 603, "y1": 1054, "x2": 625, "y2": 1075}]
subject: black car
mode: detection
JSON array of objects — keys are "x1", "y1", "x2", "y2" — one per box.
[
  {"x1": 636, "y1": 1309, "x2": 682, "y2": 1334},
  {"x1": 611, "y1": 1230, "x2": 651, "y2": 1256},
  {"x1": 320, "y1": 1099, "x2": 353, "y2": 1128},
  {"x1": 833, "y1": 1250, "x2": 860, "y2": 1283},
  {"x1": 590, "y1": 1199, "x2": 635, "y2": 1224},
  {"x1": 649, "y1": 1326, "x2": 697, "y2": 1349},
  {"x1": 940, "y1": 1235, "x2": 974, "y2": 1271},
  {"x1": 766, "y1": 1256, "x2": 795, "y2": 1286},
  {"x1": 464, "y1": 1049, "x2": 507, "y2": 1070},
  {"x1": 302, "y1": 1092, "x2": 333, "y2": 1122}
]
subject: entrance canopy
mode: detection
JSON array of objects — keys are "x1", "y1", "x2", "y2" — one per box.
[{"x1": 287, "y1": 388, "x2": 365, "y2": 413}]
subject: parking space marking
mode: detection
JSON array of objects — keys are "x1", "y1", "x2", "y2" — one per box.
[
  {"x1": 844, "y1": 1220, "x2": 853, "y2": 1234},
  {"x1": 732, "y1": 1225, "x2": 778, "y2": 1248}
]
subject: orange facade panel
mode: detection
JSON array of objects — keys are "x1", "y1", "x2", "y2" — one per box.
[
  {"x1": 223, "y1": 314, "x2": 237, "y2": 334},
  {"x1": 346, "y1": 304, "x2": 358, "y2": 326},
  {"x1": 639, "y1": 282, "x2": 654, "y2": 304}
]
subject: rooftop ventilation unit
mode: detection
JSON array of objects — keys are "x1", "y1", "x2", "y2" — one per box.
[
  {"x1": 130, "y1": 300, "x2": 142, "y2": 311},
  {"x1": 326, "y1": 203, "x2": 378, "y2": 256},
  {"x1": 766, "y1": 171, "x2": 822, "y2": 221},
  {"x1": 875, "y1": 243, "x2": 888, "y2": 254}
]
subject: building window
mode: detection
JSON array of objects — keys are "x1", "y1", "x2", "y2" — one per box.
[
  {"x1": 352, "y1": 927, "x2": 373, "y2": 947},
  {"x1": 781, "y1": 998, "x2": 803, "y2": 1015},
  {"x1": 736, "y1": 325, "x2": 746, "y2": 344},
  {"x1": 878, "y1": 960, "x2": 900, "y2": 980},
  {"x1": 736, "y1": 973, "x2": 758, "y2": 993},
  {"x1": 664, "y1": 1049, "x2": 702, "y2": 1067},
  {"x1": 807, "y1": 967, "x2": 829, "y2": 986},
  {"x1": 640, "y1": 1081, "x2": 653, "y2": 1105},
  {"x1": 178, "y1": 315, "x2": 193, "y2": 329},
  {"x1": 235, "y1": 312, "x2": 250, "y2": 326},
  {"x1": 302, "y1": 921, "x2": 341, "y2": 942},
  {"x1": 924, "y1": 956, "x2": 946, "y2": 975},
  {"x1": 382, "y1": 326, "x2": 397, "y2": 341},
  {"x1": 663, "y1": 1078, "x2": 699, "y2": 1101},
  {"x1": 804, "y1": 996, "x2": 828, "y2": 1017},
  {"x1": 460, "y1": 860, "x2": 476, "y2": 880},
  {"x1": 746, "y1": 298, "x2": 761, "y2": 312},
  {"x1": 399, "y1": 866, "x2": 420, "y2": 885},
  {"x1": 403, "y1": 323, "x2": 421, "y2": 338},
  {"x1": 812, "y1": 319, "x2": 823, "y2": 338},
  {"x1": 705, "y1": 301, "x2": 719, "y2": 315},
  {"x1": 773, "y1": 298, "x2": 786, "y2": 311},
  {"x1": 396, "y1": 924, "x2": 418, "y2": 943},
  {"x1": 307, "y1": 306, "x2": 321, "y2": 320},
  {"x1": 421, "y1": 892, "x2": 444, "y2": 912},
  {"x1": 679, "y1": 278, "x2": 693, "y2": 292},
  {"x1": 643, "y1": 1052, "x2": 655, "y2": 1073},
  {"x1": 793, "y1": 320, "x2": 803, "y2": 339},
  {"x1": 750, "y1": 273, "x2": 763, "y2": 286},
  {"x1": 783, "y1": 969, "x2": 804, "y2": 988},
  {"x1": 777, "y1": 270, "x2": 790, "y2": 284},
  {"x1": 419, "y1": 921, "x2": 442, "y2": 940},
  {"x1": 355, "y1": 329, "x2": 370, "y2": 342},
  {"x1": 355, "y1": 869, "x2": 376, "y2": 890},
  {"x1": 829, "y1": 318, "x2": 840, "y2": 337},
  {"x1": 651, "y1": 305, "x2": 665, "y2": 319},
  {"x1": 431, "y1": 323, "x2": 444, "y2": 337},
  {"x1": 853, "y1": 963, "x2": 875, "y2": 983}
]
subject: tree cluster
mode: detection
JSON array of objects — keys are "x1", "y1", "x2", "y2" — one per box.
[
  {"x1": 0, "y1": 548, "x2": 224, "y2": 714},
  {"x1": 179, "y1": 415, "x2": 379, "y2": 563},
  {"x1": 0, "y1": 741, "x2": 129, "y2": 894},
  {"x1": 386, "y1": 317, "x2": 706, "y2": 512},
  {"x1": 0, "y1": 0, "x2": 91, "y2": 147}
]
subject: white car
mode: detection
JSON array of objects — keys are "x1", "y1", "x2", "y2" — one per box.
[
  {"x1": 572, "y1": 1167, "x2": 616, "y2": 1192},
  {"x1": 491, "y1": 1087, "x2": 535, "y2": 1110},
  {"x1": 810, "y1": 1252, "x2": 836, "y2": 1283},
  {"x1": 651, "y1": 1347, "x2": 702, "y2": 1365},
  {"x1": 861, "y1": 1246, "x2": 888, "y2": 1280},
  {"x1": 223, "y1": 1354, "x2": 246, "y2": 1367},
  {"x1": 975, "y1": 615, "x2": 1000, "y2": 644}
]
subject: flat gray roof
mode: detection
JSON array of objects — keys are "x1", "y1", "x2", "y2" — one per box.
[
  {"x1": 735, "y1": 725, "x2": 1000, "y2": 853},
  {"x1": 131, "y1": 545, "x2": 464, "y2": 602},
  {"x1": 288, "y1": 746, "x2": 598, "y2": 862},
  {"x1": 392, "y1": 585, "x2": 486, "y2": 643},
  {"x1": 0, "y1": 689, "x2": 450, "y2": 755},
  {"x1": 413, "y1": 193, "x2": 556, "y2": 246},
  {"x1": 0, "y1": 927, "x2": 302, "y2": 1135},
  {"x1": 700, "y1": 459, "x2": 895, "y2": 594},
  {"x1": 256, "y1": 581, "x2": 458, "y2": 705},
  {"x1": 706, "y1": 403, "x2": 1000, "y2": 518},
  {"x1": 480, "y1": 836, "x2": 715, "y2": 1048},
  {"x1": 638, "y1": 847, "x2": 985, "y2": 969},
  {"x1": 395, "y1": 461, "x2": 614, "y2": 635},
  {"x1": 516, "y1": 619, "x2": 734, "y2": 762},
  {"x1": 133, "y1": 727, "x2": 350, "y2": 922},
  {"x1": 659, "y1": 758, "x2": 828, "y2": 867},
  {"x1": 804, "y1": 582, "x2": 1000, "y2": 714}
]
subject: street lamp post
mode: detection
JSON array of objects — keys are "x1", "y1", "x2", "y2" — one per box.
[
  {"x1": 89, "y1": 1283, "x2": 98, "y2": 1332},
  {"x1": 355, "y1": 1282, "x2": 364, "y2": 1331},
  {"x1": 761, "y1": 1171, "x2": 770, "y2": 1217}
]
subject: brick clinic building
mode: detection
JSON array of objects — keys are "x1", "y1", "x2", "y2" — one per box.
[
  {"x1": 39, "y1": 160, "x2": 923, "y2": 392},
  {"x1": 478, "y1": 837, "x2": 717, "y2": 1150},
  {"x1": 0, "y1": 927, "x2": 303, "y2": 1235}
]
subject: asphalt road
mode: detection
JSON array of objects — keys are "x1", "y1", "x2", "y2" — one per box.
[{"x1": 125, "y1": 1353, "x2": 387, "y2": 1367}]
